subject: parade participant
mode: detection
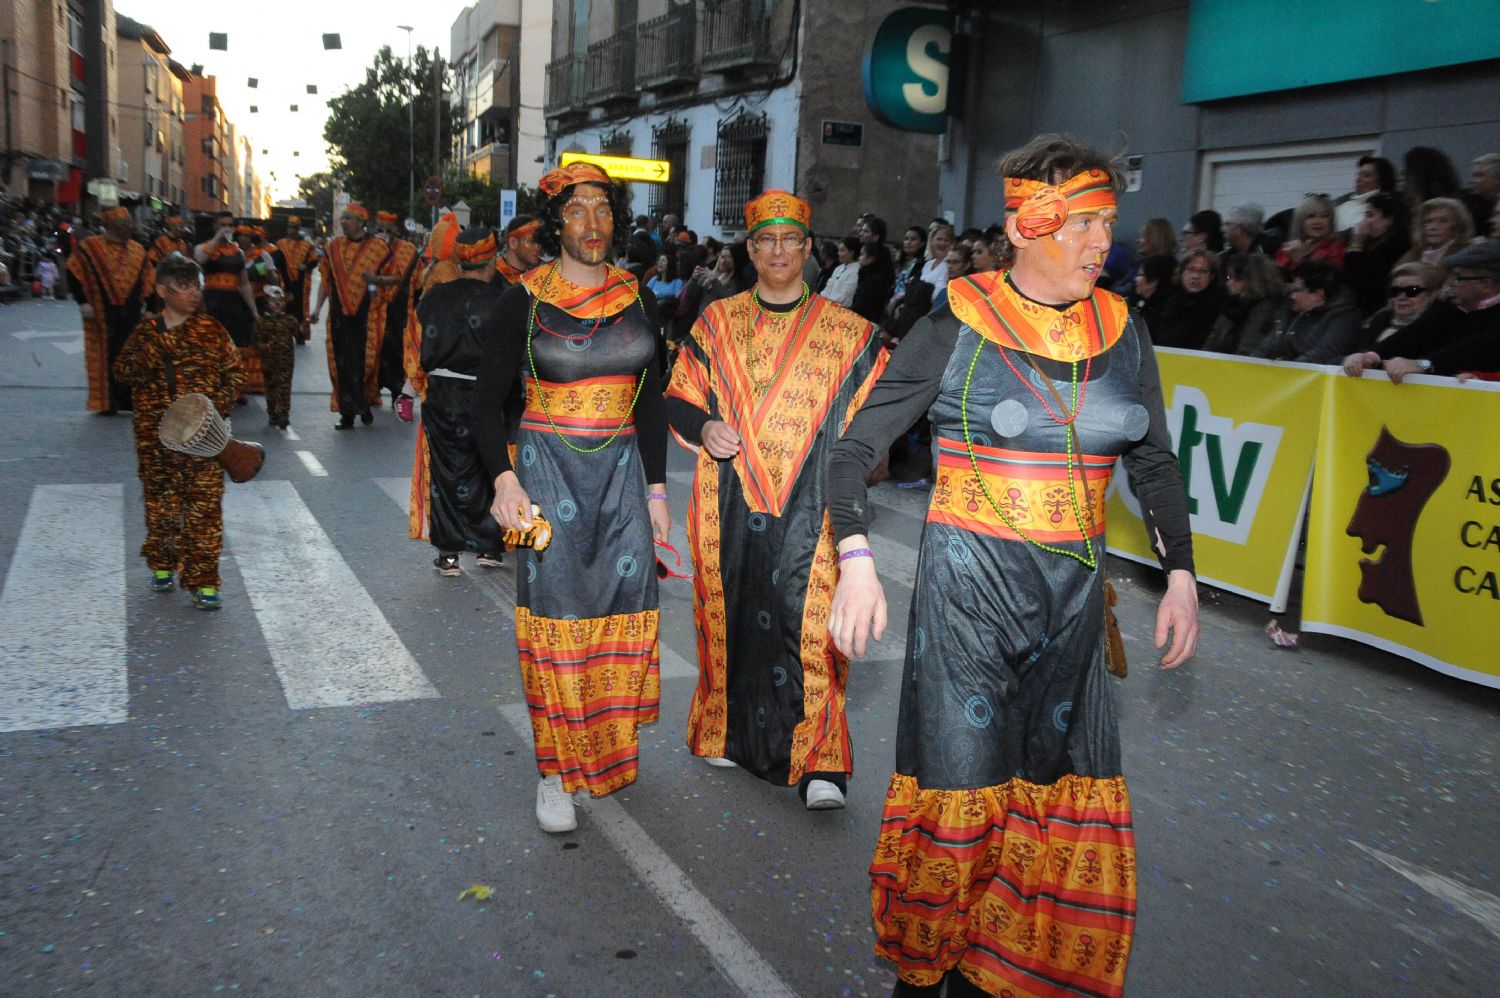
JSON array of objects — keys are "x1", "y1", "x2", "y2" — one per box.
[
  {"x1": 144, "y1": 214, "x2": 191, "y2": 310},
  {"x1": 401, "y1": 212, "x2": 462, "y2": 540},
  {"x1": 494, "y1": 214, "x2": 542, "y2": 286},
  {"x1": 474, "y1": 161, "x2": 670, "y2": 833},
  {"x1": 371, "y1": 210, "x2": 420, "y2": 409},
  {"x1": 275, "y1": 215, "x2": 317, "y2": 344},
  {"x1": 66, "y1": 205, "x2": 149, "y2": 413},
  {"x1": 254, "y1": 285, "x2": 298, "y2": 429},
  {"x1": 193, "y1": 212, "x2": 257, "y2": 399},
  {"x1": 114, "y1": 255, "x2": 244, "y2": 610},
  {"x1": 664, "y1": 190, "x2": 888, "y2": 810},
  {"x1": 312, "y1": 203, "x2": 391, "y2": 429},
  {"x1": 234, "y1": 225, "x2": 281, "y2": 393},
  {"x1": 415, "y1": 226, "x2": 509, "y2": 575},
  {"x1": 825, "y1": 134, "x2": 1199, "y2": 997}
]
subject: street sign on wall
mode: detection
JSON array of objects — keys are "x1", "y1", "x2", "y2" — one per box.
[
  {"x1": 558, "y1": 151, "x2": 671, "y2": 184},
  {"x1": 862, "y1": 7, "x2": 955, "y2": 134}
]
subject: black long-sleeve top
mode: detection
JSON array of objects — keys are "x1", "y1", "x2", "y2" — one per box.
[
  {"x1": 1373, "y1": 299, "x2": 1500, "y2": 375},
  {"x1": 825, "y1": 306, "x2": 1196, "y2": 575},
  {"x1": 473, "y1": 282, "x2": 668, "y2": 482}
]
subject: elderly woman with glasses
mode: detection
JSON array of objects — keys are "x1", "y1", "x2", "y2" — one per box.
[
  {"x1": 1275, "y1": 194, "x2": 1346, "y2": 274},
  {"x1": 1395, "y1": 196, "x2": 1476, "y2": 272},
  {"x1": 1153, "y1": 247, "x2": 1226, "y2": 350}
]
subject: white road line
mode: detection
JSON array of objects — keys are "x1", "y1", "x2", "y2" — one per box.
[
  {"x1": 9, "y1": 328, "x2": 78, "y2": 340},
  {"x1": 295, "y1": 450, "x2": 328, "y2": 477},
  {"x1": 375, "y1": 476, "x2": 698, "y2": 680},
  {"x1": 497, "y1": 703, "x2": 800, "y2": 998},
  {"x1": 52, "y1": 341, "x2": 84, "y2": 355},
  {"x1": 1351, "y1": 840, "x2": 1500, "y2": 941},
  {"x1": 0, "y1": 485, "x2": 127, "y2": 732},
  {"x1": 223, "y1": 480, "x2": 438, "y2": 709},
  {"x1": 283, "y1": 427, "x2": 301, "y2": 441}
]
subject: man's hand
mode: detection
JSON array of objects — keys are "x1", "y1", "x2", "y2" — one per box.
[
  {"x1": 828, "y1": 540, "x2": 887, "y2": 658},
  {"x1": 700, "y1": 419, "x2": 741, "y2": 459},
  {"x1": 1153, "y1": 569, "x2": 1199, "y2": 669},
  {"x1": 78, "y1": 303, "x2": 95, "y2": 320},
  {"x1": 647, "y1": 485, "x2": 671, "y2": 542},
  {"x1": 1382, "y1": 357, "x2": 1428, "y2": 384},
  {"x1": 489, "y1": 471, "x2": 533, "y2": 530},
  {"x1": 1342, "y1": 351, "x2": 1380, "y2": 378}
]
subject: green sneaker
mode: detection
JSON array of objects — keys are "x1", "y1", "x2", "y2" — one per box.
[
  {"x1": 192, "y1": 587, "x2": 222, "y2": 611},
  {"x1": 151, "y1": 570, "x2": 175, "y2": 593}
]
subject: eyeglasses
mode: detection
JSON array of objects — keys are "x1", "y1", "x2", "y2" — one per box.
[
  {"x1": 751, "y1": 233, "x2": 807, "y2": 251},
  {"x1": 1452, "y1": 274, "x2": 1494, "y2": 283},
  {"x1": 654, "y1": 540, "x2": 692, "y2": 580},
  {"x1": 1388, "y1": 284, "x2": 1430, "y2": 298},
  {"x1": 1182, "y1": 266, "x2": 1213, "y2": 276}
]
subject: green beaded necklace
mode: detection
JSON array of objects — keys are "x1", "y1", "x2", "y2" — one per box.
[
  {"x1": 747, "y1": 282, "x2": 813, "y2": 394},
  {"x1": 959, "y1": 339, "x2": 1098, "y2": 570},
  {"x1": 525, "y1": 260, "x2": 649, "y2": 455}
]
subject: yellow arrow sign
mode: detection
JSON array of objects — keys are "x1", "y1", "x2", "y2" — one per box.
[{"x1": 558, "y1": 151, "x2": 671, "y2": 184}]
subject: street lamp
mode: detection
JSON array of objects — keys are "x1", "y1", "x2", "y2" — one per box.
[{"x1": 398, "y1": 25, "x2": 415, "y2": 216}]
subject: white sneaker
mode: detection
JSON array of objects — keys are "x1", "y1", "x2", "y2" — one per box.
[
  {"x1": 702, "y1": 756, "x2": 737, "y2": 769},
  {"x1": 535, "y1": 775, "x2": 577, "y2": 833},
  {"x1": 804, "y1": 779, "x2": 846, "y2": 810}
]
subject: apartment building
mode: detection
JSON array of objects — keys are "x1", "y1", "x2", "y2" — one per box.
[
  {"x1": 542, "y1": 0, "x2": 939, "y2": 238},
  {"x1": 114, "y1": 14, "x2": 185, "y2": 211},
  {"x1": 449, "y1": 0, "x2": 551, "y2": 190},
  {"x1": 183, "y1": 75, "x2": 230, "y2": 214},
  {"x1": 1, "y1": 0, "x2": 121, "y2": 208}
]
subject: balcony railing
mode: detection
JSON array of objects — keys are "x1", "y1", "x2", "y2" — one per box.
[
  {"x1": 636, "y1": 7, "x2": 697, "y2": 90},
  {"x1": 586, "y1": 33, "x2": 637, "y2": 105},
  {"x1": 544, "y1": 56, "x2": 586, "y2": 116},
  {"x1": 702, "y1": 0, "x2": 778, "y2": 73}
]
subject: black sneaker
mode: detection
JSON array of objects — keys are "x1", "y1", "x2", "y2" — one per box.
[
  {"x1": 475, "y1": 552, "x2": 503, "y2": 569},
  {"x1": 335, "y1": 415, "x2": 355, "y2": 430},
  {"x1": 433, "y1": 553, "x2": 461, "y2": 577}
]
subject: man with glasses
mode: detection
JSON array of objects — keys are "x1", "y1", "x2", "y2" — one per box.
[
  {"x1": 1345, "y1": 240, "x2": 1500, "y2": 381},
  {"x1": 1253, "y1": 259, "x2": 1361, "y2": 363},
  {"x1": 312, "y1": 203, "x2": 391, "y2": 429},
  {"x1": 664, "y1": 190, "x2": 887, "y2": 811}
]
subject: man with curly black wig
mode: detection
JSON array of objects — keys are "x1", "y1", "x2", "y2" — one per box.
[{"x1": 473, "y1": 162, "x2": 671, "y2": 834}]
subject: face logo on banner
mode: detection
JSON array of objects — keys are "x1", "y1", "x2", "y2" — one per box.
[{"x1": 1346, "y1": 428, "x2": 1451, "y2": 625}]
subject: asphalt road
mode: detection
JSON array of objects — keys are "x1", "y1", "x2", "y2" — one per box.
[{"x1": 1, "y1": 294, "x2": 1497, "y2": 997}]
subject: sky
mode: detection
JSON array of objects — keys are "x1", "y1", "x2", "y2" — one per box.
[{"x1": 117, "y1": 0, "x2": 476, "y2": 202}]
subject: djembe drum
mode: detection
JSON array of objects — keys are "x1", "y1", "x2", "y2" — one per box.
[{"x1": 157, "y1": 393, "x2": 265, "y2": 483}]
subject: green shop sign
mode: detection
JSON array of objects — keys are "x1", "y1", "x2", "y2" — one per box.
[{"x1": 862, "y1": 7, "x2": 954, "y2": 134}]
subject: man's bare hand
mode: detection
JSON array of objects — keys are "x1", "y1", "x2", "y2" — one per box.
[
  {"x1": 489, "y1": 471, "x2": 533, "y2": 531},
  {"x1": 701, "y1": 419, "x2": 742, "y2": 460},
  {"x1": 828, "y1": 542, "x2": 886, "y2": 658},
  {"x1": 1154, "y1": 569, "x2": 1199, "y2": 669}
]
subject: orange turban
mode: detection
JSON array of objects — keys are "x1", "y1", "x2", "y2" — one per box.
[
  {"x1": 343, "y1": 202, "x2": 370, "y2": 221},
  {"x1": 538, "y1": 161, "x2": 611, "y2": 197},
  {"x1": 285, "y1": 214, "x2": 301, "y2": 227},
  {"x1": 102, "y1": 206, "x2": 129, "y2": 223},
  {"x1": 744, "y1": 190, "x2": 811, "y2": 234},
  {"x1": 425, "y1": 212, "x2": 460, "y2": 262},
  {"x1": 376, "y1": 210, "x2": 399, "y2": 225},
  {"x1": 454, "y1": 227, "x2": 497, "y2": 266},
  {"x1": 1003, "y1": 169, "x2": 1117, "y2": 240}
]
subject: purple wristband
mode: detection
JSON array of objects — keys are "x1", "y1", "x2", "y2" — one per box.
[
  {"x1": 647, "y1": 492, "x2": 669, "y2": 501},
  {"x1": 838, "y1": 547, "x2": 873, "y2": 563}
]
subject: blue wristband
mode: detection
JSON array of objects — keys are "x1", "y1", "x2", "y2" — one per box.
[{"x1": 838, "y1": 547, "x2": 873, "y2": 563}]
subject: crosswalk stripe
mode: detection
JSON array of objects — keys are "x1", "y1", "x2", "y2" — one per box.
[
  {"x1": 0, "y1": 485, "x2": 127, "y2": 732},
  {"x1": 9, "y1": 329, "x2": 78, "y2": 340},
  {"x1": 374, "y1": 475, "x2": 698, "y2": 680},
  {"x1": 295, "y1": 451, "x2": 328, "y2": 476},
  {"x1": 223, "y1": 480, "x2": 438, "y2": 709}
]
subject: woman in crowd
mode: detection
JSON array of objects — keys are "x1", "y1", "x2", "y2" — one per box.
[
  {"x1": 1205, "y1": 252, "x2": 1286, "y2": 355},
  {"x1": 851, "y1": 238, "x2": 896, "y2": 326},
  {"x1": 679, "y1": 243, "x2": 742, "y2": 322},
  {"x1": 1395, "y1": 197, "x2": 1476, "y2": 271},
  {"x1": 890, "y1": 226, "x2": 926, "y2": 303},
  {"x1": 1128, "y1": 253, "x2": 1176, "y2": 332},
  {"x1": 1253, "y1": 259, "x2": 1362, "y2": 364},
  {"x1": 1153, "y1": 247, "x2": 1226, "y2": 349},
  {"x1": 919, "y1": 220, "x2": 955, "y2": 294},
  {"x1": 813, "y1": 239, "x2": 840, "y2": 294},
  {"x1": 1275, "y1": 195, "x2": 1345, "y2": 273},
  {"x1": 1113, "y1": 216, "x2": 1177, "y2": 294},
  {"x1": 1350, "y1": 260, "x2": 1442, "y2": 354},
  {"x1": 1401, "y1": 146, "x2": 1465, "y2": 220},
  {"x1": 822, "y1": 235, "x2": 861, "y2": 307},
  {"x1": 1343, "y1": 192, "x2": 1412, "y2": 316}
]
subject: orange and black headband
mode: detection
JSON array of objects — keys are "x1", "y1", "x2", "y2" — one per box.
[
  {"x1": 455, "y1": 231, "x2": 498, "y2": 267},
  {"x1": 343, "y1": 203, "x2": 370, "y2": 221},
  {"x1": 507, "y1": 219, "x2": 540, "y2": 241},
  {"x1": 538, "y1": 162, "x2": 611, "y2": 198},
  {"x1": 1004, "y1": 169, "x2": 1116, "y2": 240},
  {"x1": 102, "y1": 206, "x2": 129, "y2": 223}
]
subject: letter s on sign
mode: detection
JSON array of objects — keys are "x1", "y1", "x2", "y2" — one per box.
[{"x1": 902, "y1": 25, "x2": 950, "y2": 115}]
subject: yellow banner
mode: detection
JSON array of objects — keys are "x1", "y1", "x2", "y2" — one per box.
[
  {"x1": 1107, "y1": 350, "x2": 1325, "y2": 603},
  {"x1": 1302, "y1": 374, "x2": 1500, "y2": 688},
  {"x1": 558, "y1": 151, "x2": 671, "y2": 184}
]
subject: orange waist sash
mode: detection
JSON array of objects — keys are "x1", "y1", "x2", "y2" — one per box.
[
  {"x1": 204, "y1": 272, "x2": 239, "y2": 292},
  {"x1": 520, "y1": 374, "x2": 638, "y2": 436},
  {"x1": 928, "y1": 439, "x2": 1114, "y2": 543}
]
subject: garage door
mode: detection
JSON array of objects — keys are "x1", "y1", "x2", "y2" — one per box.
[{"x1": 1199, "y1": 139, "x2": 1379, "y2": 218}]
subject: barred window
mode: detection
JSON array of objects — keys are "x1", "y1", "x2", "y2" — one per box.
[
  {"x1": 650, "y1": 119, "x2": 690, "y2": 222},
  {"x1": 601, "y1": 129, "x2": 633, "y2": 158},
  {"x1": 713, "y1": 112, "x2": 767, "y2": 227}
]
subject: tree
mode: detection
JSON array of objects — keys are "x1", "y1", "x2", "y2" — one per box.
[
  {"x1": 323, "y1": 45, "x2": 458, "y2": 219},
  {"x1": 295, "y1": 171, "x2": 337, "y2": 227}
]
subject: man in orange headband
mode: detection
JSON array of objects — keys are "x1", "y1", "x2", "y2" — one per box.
[
  {"x1": 827, "y1": 133, "x2": 1199, "y2": 997},
  {"x1": 66, "y1": 205, "x2": 149, "y2": 412},
  {"x1": 494, "y1": 214, "x2": 542, "y2": 286},
  {"x1": 313, "y1": 203, "x2": 392, "y2": 428},
  {"x1": 472, "y1": 159, "x2": 671, "y2": 834},
  {"x1": 274, "y1": 214, "x2": 317, "y2": 344},
  {"x1": 665, "y1": 189, "x2": 888, "y2": 811},
  {"x1": 370, "y1": 210, "x2": 420, "y2": 412}
]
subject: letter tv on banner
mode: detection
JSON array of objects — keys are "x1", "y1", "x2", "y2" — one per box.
[
  {"x1": 1302, "y1": 374, "x2": 1500, "y2": 689},
  {"x1": 1108, "y1": 350, "x2": 1324, "y2": 606}
]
